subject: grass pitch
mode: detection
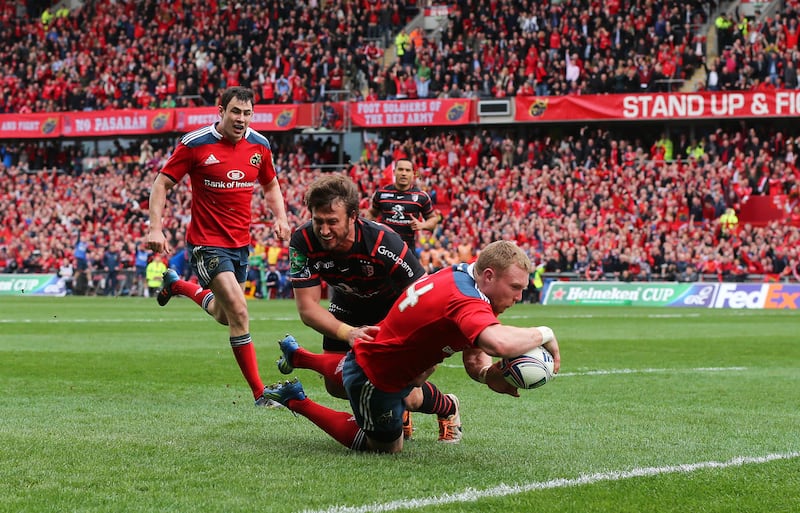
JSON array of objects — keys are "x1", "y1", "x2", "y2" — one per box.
[{"x1": 1, "y1": 297, "x2": 798, "y2": 513}]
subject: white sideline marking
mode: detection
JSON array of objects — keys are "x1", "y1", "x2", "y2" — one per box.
[
  {"x1": 555, "y1": 366, "x2": 747, "y2": 377},
  {"x1": 0, "y1": 316, "x2": 300, "y2": 323},
  {"x1": 301, "y1": 452, "x2": 800, "y2": 513},
  {"x1": 437, "y1": 364, "x2": 748, "y2": 377}
]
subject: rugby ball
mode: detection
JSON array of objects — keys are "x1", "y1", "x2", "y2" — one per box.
[{"x1": 500, "y1": 346, "x2": 555, "y2": 389}]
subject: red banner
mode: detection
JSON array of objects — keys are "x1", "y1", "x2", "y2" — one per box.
[
  {"x1": 7, "y1": 91, "x2": 800, "y2": 138},
  {"x1": 515, "y1": 91, "x2": 800, "y2": 122},
  {"x1": 0, "y1": 105, "x2": 296, "y2": 139},
  {"x1": 62, "y1": 109, "x2": 175, "y2": 136},
  {"x1": 349, "y1": 99, "x2": 471, "y2": 128},
  {"x1": 174, "y1": 105, "x2": 297, "y2": 132},
  {"x1": 0, "y1": 113, "x2": 61, "y2": 138}
]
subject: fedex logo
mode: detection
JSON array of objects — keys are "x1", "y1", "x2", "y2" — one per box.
[{"x1": 713, "y1": 283, "x2": 800, "y2": 309}]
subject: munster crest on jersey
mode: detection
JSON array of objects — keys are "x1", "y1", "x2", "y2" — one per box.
[{"x1": 250, "y1": 153, "x2": 262, "y2": 166}]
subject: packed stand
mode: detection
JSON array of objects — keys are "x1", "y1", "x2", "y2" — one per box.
[
  {"x1": 0, "y1": 0, "x2": 755, "y2": 114},
  {"x1": 2, "y1": 124, "x2": 799, "y2": 292},
  {"x1": 348, "y1": 125, "x2": 800, "y2": 283},
  {"x1": 387, "y1": 0, "x2": 713, "y2": 100},
  {"x1": 0, "y1": 0, "x2": 418, "y2": 113},
  {"x1": 704, "y1": 2, "x2": 800, "y2": 92}
]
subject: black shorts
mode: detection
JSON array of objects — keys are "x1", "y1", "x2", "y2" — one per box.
[
  {"x1": 342, "y1": 351, "x2": 411, "y2": 443},
  {"x1": 188, "y1": 244, "x2": 248, "y2": 289}
]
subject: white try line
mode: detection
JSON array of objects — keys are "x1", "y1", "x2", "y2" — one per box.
[
  {"x1": 0, "y1": 315, "x2": 300, "y2": 323},
  {"x1": 301, "y1": 451, "x2": 800, "y2": 513},
  {"x1": 437, "y1": 364, "x2": 748, "y2": 377},
  {"x1": 555, "y1": 366, "x2": 747, "y2": 377}
]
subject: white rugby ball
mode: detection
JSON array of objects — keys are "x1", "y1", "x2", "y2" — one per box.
[{"x1": 500, "y1": 346, "x2": 555, "y2": 389}]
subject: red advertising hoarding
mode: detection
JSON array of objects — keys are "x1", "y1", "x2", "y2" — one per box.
[
  {"x1": 174, "y1": 105, "x2": 298, "y2": 132},
  {"x1": 4, "y1": 91, "x2": 800, "y2": 138},
  {"x1": 61, "y1": 110, "x2": 175, "y2": 136},
  {"x1": 514, "y1": 91, "x2": 800, "y2": 122},
  {"x1": 0, "y1": 106, "x2": 297, "y2": 139},
  {"x1": 0, "y1": 113, "x2": 62, "y2": 138},
  {"x1": 349, "y1": 99, "x2": 472, "y2": 128}
]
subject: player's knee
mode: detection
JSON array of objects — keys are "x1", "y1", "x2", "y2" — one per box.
[{"x1": 365, "y1": 430, "x2": 404, "y2": 453}]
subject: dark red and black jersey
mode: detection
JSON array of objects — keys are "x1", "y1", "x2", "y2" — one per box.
[
  {"x1": 371, "y1": 184, "x2": 434, "y2": 248},
  {"x1": 289, "y1": 218, "x2": 425, "y2": 318}
]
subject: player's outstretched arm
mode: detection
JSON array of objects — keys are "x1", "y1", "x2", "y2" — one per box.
[{"x1": 463, "y1": 347, "x2": 519, "y2": 397}]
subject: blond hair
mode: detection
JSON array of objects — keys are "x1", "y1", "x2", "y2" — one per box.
[{"x1": 475, "y1": 241, "x2": 532, "y2": 275}]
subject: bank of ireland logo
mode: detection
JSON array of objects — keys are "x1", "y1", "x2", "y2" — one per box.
[
  {"x1": 446, "y1": 102, "x2": 466, "y2": 121},
  {"x1": 227, "y1": 170, "x2": 245, "y2": 180},
  {"x1": 529, "y1": 99, "x2": 548, "y2": 117}
]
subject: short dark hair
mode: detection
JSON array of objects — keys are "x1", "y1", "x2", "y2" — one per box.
[
  {"x1": 305, "y1": 174, "x2": 360, "y2": 217},
  {"x1": 220, "y1": 86, "x2": 254, "y2": 109}
]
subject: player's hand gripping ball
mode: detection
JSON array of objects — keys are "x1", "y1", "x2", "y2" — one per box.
[{"x1": 500, "y1": 346, "x2": 556, "y2": 389}]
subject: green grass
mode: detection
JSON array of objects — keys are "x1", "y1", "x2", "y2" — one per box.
[{"x1": 1, "y1": 297, "x2": 798, "y2": 513}]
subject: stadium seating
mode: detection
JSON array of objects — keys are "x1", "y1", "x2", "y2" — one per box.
[{"x1": 1, "y1": 1, "x2": 798, "y2": 288}]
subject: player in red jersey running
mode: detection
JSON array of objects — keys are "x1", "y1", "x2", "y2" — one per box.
[
  {"x1": 146, "y1": 86, "x2": 290, "y2": 406},
  {"x1": 263, "y1": 240, "x2": 561, "y2": 452}
]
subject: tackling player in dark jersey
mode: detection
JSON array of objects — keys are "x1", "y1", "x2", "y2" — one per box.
[
  {"x1": 278, "y1": 174, "x2": 462, "y2": 442},
  {"x1": 263, "y1": 240, "x2": 561, "y2": 453}
]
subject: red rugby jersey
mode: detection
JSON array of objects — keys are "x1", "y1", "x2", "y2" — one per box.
[
  {"x1": 160, "y1": 124, "x2": 277, "y2": 248},
  {"x1": 353, "y1": 263, "x2": 499, "y2": 392}
]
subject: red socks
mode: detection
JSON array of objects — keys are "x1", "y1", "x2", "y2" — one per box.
[
  {"x1": 291, "y1": 349, "x2": 347, "y2": 386},
  {"x1": 171, "y1": 279, "x2": 214, "y2": 309},
  {"x1": 230, "y1": 336, "x2": 264, "y2": 399},
  {"x1": 288, "y1": 397, "x2": 365, "y2": 450}
]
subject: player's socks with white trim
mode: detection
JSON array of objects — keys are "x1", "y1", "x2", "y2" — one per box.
[
  {"x1": 168, "y1": 279, "x2": 213, "y2": 308},
  {"x1": 290, "y1": 349, "x2": 347, "y2": 385},
  {"x1": 230, "y1": 333, "x2": 265, "y2": 399}
]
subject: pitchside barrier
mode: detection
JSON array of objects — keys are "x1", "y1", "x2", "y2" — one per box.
[
  {"x1": 3, "y1": 273, "x2": 799, "y2": 310},
  {"x1": 541, "y1": 280, "x2": 800, "y2": 309}
]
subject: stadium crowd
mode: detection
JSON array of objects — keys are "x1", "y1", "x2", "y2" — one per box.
[
  {"x1": 5, "y1": 0, "x2": 800, "y2": 113},
  {"x1": 1, "y1": 0, "x2": 799, "y2": 294},
  {"x1": 2, "y1": 122, "x2": 799, "y2": 295}
]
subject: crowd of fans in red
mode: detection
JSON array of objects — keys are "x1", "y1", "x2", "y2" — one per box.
[
  {"x1": 1, "y1": 0, "x2": 799, "y2": 292},
  {"x1": 1, "y1": 122, "x2": 798, "y2": 291},
  {"x1": 5, "y1": 0, "x2": 800, "y2": 113}
]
